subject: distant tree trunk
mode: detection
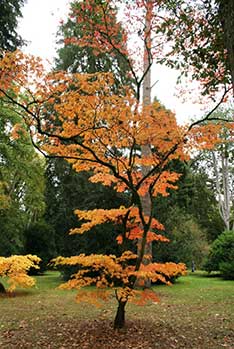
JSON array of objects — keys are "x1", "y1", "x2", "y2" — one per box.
[
  {"x1": 0, "y1": 282, "x2": 6, "y2": 293},
  {"x1": 137, "y1": 0, "x2": 153, "y2": 288},
  {"x1": 114, "y1": 300, "x2": 127, "y2": 329},
  {"x1": 211, "y1": 149, "x2": 231, "y2": 230}
]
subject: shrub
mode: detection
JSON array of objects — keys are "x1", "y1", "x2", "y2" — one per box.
[
  {"x1": 0, "y1": 255, "x2": 41, "y2": 292},
  {"x1": 203, "y1": 230, "x2": 234, "y2": 279}
]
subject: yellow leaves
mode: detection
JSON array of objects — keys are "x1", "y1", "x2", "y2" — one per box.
[
  {"x1": 53, "y1": 252, "x2": 186, "y2": 291},
  {"x1": 118, "y1": 251, "x2": 138, "y2": 262},
  {"x1": 53, "y1": 253, "x2": 124, "y2": 289},
  {"x1": 0, "y1": 255, "x2": 41, "y2": 292},
  {"x1": 53, "y1": 252, "x2": 136, "y2": 294},
  {"x1": 53, "y1": 252, "x2": 187, "y2": 308}
]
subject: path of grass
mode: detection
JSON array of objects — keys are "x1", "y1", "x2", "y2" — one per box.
[{"x1": 0, "y1": 271, "x2": 233, "y2": 348}]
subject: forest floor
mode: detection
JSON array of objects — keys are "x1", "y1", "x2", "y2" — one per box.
[{"x1": 0, "y1": 271, "x2": 233, "y2": 349}]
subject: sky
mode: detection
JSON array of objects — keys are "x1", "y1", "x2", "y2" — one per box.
[{"x1": 17, "y1": 0, "x2": 204, "y2": 124}]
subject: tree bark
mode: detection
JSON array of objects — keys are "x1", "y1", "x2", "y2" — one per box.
[
  {"x1": 137, "y1": 0, "x2": 153, "y2": 288},
  {"x1": 114, "y1": 300, "x2": 127, "y2": 329},
  {"x1": 0, "y1": 282, "x2": 6, "y2": 293},
  {"x1": 211, "y1": 148, "x2": 231, "y2": 230},
  {"x1": 219, "y1": 0, "x2": 234, "y2": 95}
]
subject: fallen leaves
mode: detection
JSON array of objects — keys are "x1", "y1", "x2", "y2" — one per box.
[{"x1": 0, "y1": 316, "x2": 233, "y2": 349}]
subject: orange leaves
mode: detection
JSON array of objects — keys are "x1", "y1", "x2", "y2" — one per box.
[
  {"x1": 75, "y1": 289, "x2": 111, "y2": 308},
  {"x1": 11, "y1": 123, "x2": 27, "y2": 140},
  {"x1": 53, "y1": 252, "x2": 186, "y2": 308},
  {"x1": 130, "y1": 289, "x2": 160, "y2": 306},
  {"x1": 52, "y1": 252, "x2": 137, "y2": 293},
  {"x1": 71, "y1": 203, "x2": 167, "y2": 246},
  {"x1": 188, "y1": 123, "x2": 224, "y2": 151},
  {"x1": 152, "y1": 171, "x2": 181, "y2": 197},
  {"x1": 0, "y1": 51, "x2": 190, "y2": 203},
  {"x1": 116, "y1": 229, "x2": 168, "y2": 244},
  {"x1": 70, "y1": 206, "x2": 130, "y2": 234},
  {"x1": 0, "y1": 50, "x2": 224, "y2": 315},
  {"x1": 143, "y1": 262, "x2": 187, "y2": 283},
  {"x1": 0, "y1": 50, "x2": 44, "y2": 99},
  {"x1": 0, "y1": 255, "x2": 41, "y2": 292}
]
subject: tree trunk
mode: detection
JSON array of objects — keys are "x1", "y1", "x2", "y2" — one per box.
[
  {"x1": 0, "y1": 282, "x2": 6, "y2": 293},
  {"x1": 219, "y1": 0, "x2": 234, "y2": 96},
  {"x1": 137, "y1": 0, "x2": 153, "y2": 288},
  {"x1": 114, "y1": 300, "x2": 127, "y2": 329},
  {"x1": 211, "y1": 148, "x2": 231, "y2": 230}
]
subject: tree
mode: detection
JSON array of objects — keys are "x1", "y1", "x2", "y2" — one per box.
[
  {"x1": 218, "y1": 0, "x2": 234, "y2": 91},
  {"x1": 0, "y1": 254, "x2": 41, "y2": 293},
  {"x1": 24, "y1": 221, "x2": 57, "y2": 274},
  {"x1": 0, "y1": 48, "x2": 227, "y2": 328},
  {"x1": 57, "y1": 0, "x2": 231, "y2": 272},
  {"x1": 192, "y1": 107, "x2": 234, "y2": 231},
  {"x1": 0, "y1": 101, "x2": 46, "y2": 255},
  {"x1": 0, "y1": 0, "x2": 25, "y2": 52},
  {"x1": 204, "y1": 230, "x2": 234, "y2": 279},
  {"x1": 153, "y1": 206, "x2": 209, "y2": 268},
  {"x1": 210, "y1": 143, "x2": 234, "y2": 231},
  {"x1": 155, "y1": 0, "x2": 234, "y2": 101}
]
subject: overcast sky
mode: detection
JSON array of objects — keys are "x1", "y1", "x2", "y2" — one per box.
[{"x1": 17, "y1": 0, "x2": 204, "y2": 123}]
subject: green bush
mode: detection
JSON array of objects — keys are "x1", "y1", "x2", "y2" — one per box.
[
  {"x1": 153, "y1": 207, "x2": 209, "y2": 268},
  {"x1": 203, "y1": 230, "x2": 234, "y2": 279}
]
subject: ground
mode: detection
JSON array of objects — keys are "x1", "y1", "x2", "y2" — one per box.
[{"x1": 0, "y1": 272, "x2": 233, "y2": 348}]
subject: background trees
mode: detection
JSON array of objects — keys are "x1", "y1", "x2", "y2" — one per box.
[
  {"x1": 159, "y1": 0, "x2": 232, "y2": 98},
  {"x1": 0, "y1": 0, "x2": 47, "y2": 258},
  {"x1": 204, "y1": 230, "x2": 234, "y2": 279},
  {"x1": 152, "y1": 162, "x2": 221, "y2": 267},
  {"x1": 0, "y1": 103, "x2": 46, "y2": 256},
  {"x1": 0, "y1": 0, "x2": 25, "y2": 52}
]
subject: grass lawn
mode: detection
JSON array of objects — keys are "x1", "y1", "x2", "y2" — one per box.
[{"x1": 0, "y1": 271, "x2": 233, "y2": 348}]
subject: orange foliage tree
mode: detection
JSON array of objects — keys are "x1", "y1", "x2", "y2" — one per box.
[
  {"x1": 0, "y1": 255, "x2": 41, "y2": 293},
  {"x1": 0, "y1": 48, "x2": 228, "y2": 328}
]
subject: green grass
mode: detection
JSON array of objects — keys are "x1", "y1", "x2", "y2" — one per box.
[{"x1": 0, "y1": 271, "x2": 233, "y2": 348}]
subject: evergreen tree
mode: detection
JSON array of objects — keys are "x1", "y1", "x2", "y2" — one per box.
[{"x1": 0, "y1": 0, "x2": 25, "y2": 51}]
